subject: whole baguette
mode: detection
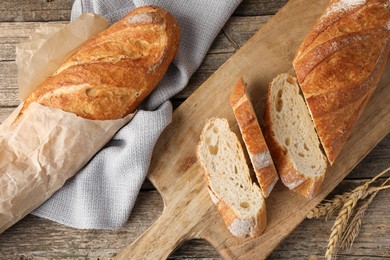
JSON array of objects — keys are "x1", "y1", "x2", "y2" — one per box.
[
  {"x1": 293, "y1": 0, "x2": 390, "y2": 164},
  {"x1": 230, "y1": 78, "x2": 279, "y2": 198},
  {"x1": 21, "y1": 6, "x2": 180, "y2": 120}
]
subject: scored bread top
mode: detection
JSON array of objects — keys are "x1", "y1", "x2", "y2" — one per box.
[
  {"x1": 230, "y1": 78, "x2": 279, "y2": 198},
  {"x1": 264, "y1": 73, "x2": 327, "y2": 194},
  {"x1": 22, "y1": 6, "x2": 180, "y2": 120},
  {"x1": 197, "y1": 117, "x2": 266, "y2": 238},
  {"x1": 293, "y1": 0, "x2": 390, "y2": 164}
]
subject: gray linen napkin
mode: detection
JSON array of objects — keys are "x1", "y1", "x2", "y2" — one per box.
[{"x1": 32, "y1": 0, "x2": 242, "y2": 229}]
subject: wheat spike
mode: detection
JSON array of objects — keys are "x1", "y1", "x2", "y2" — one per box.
[
  {"x1": 307, "y1": 193, "x2": 350, "y2": 219},
  {"x1": 341, "y1": 175, "x2": 390, "y2": 251},
  {"x1": 309, "y1": 168, "x2": 390, "y2": 221},
  {"x1": 325, "y1": 188, "x2": 367, "y2": 260},
  {"x1": 324, "y1": 167, "x2": 390, "y2": 259},
  {"x1": 340, "y1": 192, "x2": 375, "y2": 250},
  {"x1": 325, "y1": 186, "x2": 389, "y2": 259}
]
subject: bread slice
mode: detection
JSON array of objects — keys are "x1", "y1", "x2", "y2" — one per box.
[
  {"x1": 264, "y1": 73, "x2": 327, "y2": 198},
  {"x1": 197, "y1": 118, "x2": 267, "y2": 238},
  {"x1": 230, "y1": 78, "x2": 279, "y2": 198}
]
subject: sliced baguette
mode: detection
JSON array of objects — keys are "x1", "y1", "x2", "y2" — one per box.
[
  {"x1": 197, "y1": 118, "x2": 267, "y2": 238},
  {"x1": 264, "y1": 73, "x2": 327, "y2": 198},
  {"x1": 292, "y1": 0, "x2": 389, "y2": 164},
  {"x1": 230, "y1": 78, "x2": 279, "y2": 198}
]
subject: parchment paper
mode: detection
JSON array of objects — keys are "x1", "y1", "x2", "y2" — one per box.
[{"x1": 0, "y1": 14, "x2": 133, "y2": 233}]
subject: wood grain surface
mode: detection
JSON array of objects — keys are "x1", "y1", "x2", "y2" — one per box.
[
  {"x1": 0, "y1": 0, "x2": 389, "y2": 259},
  {"x1": 112, "y1": 0, "x2": 390, "y2": 258}
]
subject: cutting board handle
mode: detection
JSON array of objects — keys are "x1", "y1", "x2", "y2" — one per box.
[
  {"x1": 114, "y1": 171, "x2": 215, "y2": 259},
  {"x1": 114, "y1": 207, "x2": 190, "y2": 260}
]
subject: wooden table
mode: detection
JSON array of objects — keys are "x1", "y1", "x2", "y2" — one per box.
[{"x1": 0, "y1": 0, "x2": 389, "y2": 259}]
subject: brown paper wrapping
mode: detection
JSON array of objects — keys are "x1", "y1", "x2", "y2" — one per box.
[{"x1": 0, "y1": 14, "x2": 134, "y2": 233}]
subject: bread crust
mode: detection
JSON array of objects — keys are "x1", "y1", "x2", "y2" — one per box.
[
  {"x1": 293, "y1": 0, "x2": 390, "y2": 164},
  {"x1": 293, "y1": 175, "x2": 325, "y2": 199},
  {"x1": 207, "y1": 187, "x2": 267, "y2": 238},
  {"x1": 22, "y1": 6, "x2": 180, "y2": 120},
  {"x1": 230, "y1": 78, "x2": 279, "y2": 197}
]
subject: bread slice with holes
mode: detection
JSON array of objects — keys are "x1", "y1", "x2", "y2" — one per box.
[
  {"x1": 230, "y1": 77, "x2": 278, "y2": 198},
  {"x1": 197, "y1": 117, "x2": 267, "y2": 238},
  {"x1": 264, "y1": 73, "x2": 327, "y2": 198}
]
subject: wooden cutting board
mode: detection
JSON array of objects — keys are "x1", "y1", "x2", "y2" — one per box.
[{"x1": 115, "y1": 0, "x2": 390, "y2": 259}]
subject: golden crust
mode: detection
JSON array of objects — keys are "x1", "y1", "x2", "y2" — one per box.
[
  {"x1": 230, "y1": 78, "x2": 279, "y2": 198},
  {"x1": 22, "y1": 6, "x2": 180, "y2": 120},
  {"x1": 293, "y1": 175, "x2": 325, "y2": 199},
  {"x1": 293, "y1": 0, "x2": 390, "y2": 164}
]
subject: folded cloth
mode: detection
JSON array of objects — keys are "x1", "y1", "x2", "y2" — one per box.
[{"x1": 32, "y1": 0, "x2": 242, "y2": 229}]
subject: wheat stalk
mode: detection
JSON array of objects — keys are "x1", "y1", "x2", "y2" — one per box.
[
  {"x1": 325, "y1": 185, "x2": 390, "y2": 259},
  {"x1": 324, "y1": 167, "x2": 390, "y2": 259},
  {"x1": 340, "y1": 176, "x2": 390, "y2": 250},
  {"x1": 340, "y1": 192, "x2": 375, "y2": 250},
  {"x1": 325, "y1": 187, "x2": 366, "y2": 260},
  {"x1": 308, "y1": 185, "x2": 366, "y2": 221},
  {"x1": 309, "y1": 167, "x2": 390, "y2": 220},
  {"x1": 307, "y1": 193, "x2": 349, "y2": 219}
]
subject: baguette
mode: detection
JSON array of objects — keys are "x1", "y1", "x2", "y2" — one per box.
[
  {"x1": 21, "y1": 6, "x2": 180, "y2": 120},
  {"x1": 293, "y1": 0, "x2": 390, "y2": 164},
  {"x1": 230, "y1": 78, "x2": 278, "y2": 198},
  {"x1": 197, "y1": 118, "x2": 267, "y2": 238},
  {"x1": 264, "y1": 74, "x2": 327, "y2": 198}
]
